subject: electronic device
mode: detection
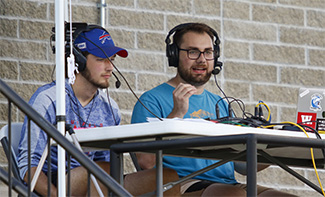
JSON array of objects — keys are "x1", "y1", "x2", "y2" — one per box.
[{"x1": 296, "y1": 87, "x2": 325, "y2": 132}]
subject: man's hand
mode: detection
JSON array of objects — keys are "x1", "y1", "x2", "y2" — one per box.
[{"x1": 168, "y1": 83, "x2": 197, "y2": 118}]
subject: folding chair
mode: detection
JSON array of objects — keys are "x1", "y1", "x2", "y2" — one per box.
[
  {"x1": 0, "y1": 122, "x2": 38, "y2": 196},
  {"x1": 0, "y1": 122, "x2": 23, "y2": 182}
]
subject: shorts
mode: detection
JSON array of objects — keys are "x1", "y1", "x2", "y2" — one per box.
[
  {"x1": 182, "y1": 179, "x2": 270, "y2": 195},
  {"x1": 46, "y1": 171, "x2": 59, "y2": 187}
]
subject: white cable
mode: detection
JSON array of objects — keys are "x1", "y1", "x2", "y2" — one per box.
[
  {"x1": 69, "y1": 0, "x2": 72, "y2": 56},
  {"x1": 67, "y1": 0, "x2": 77, "y2": 84}
]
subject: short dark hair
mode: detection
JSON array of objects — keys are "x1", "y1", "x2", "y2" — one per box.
[
  {"x1": 81, "y1": 51, "x2": 90, "y2": 58},
  {"x1": 173, "y1": 23, "x2": 215, "y2": 47}
]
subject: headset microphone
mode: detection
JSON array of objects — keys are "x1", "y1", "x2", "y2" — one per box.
[
  {"x1": 112, "y1": 72, "x2": 121, "y2": 89},
  {"x1": 212, "y1": 61, "x2": 223, "y2": 75},
  {"x1": 212, "y1": 69, "x2": 220, "y2": 75}
]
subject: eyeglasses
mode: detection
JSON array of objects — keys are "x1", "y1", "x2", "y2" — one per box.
[{"x1": 179, "y1": 48, "x2": 215, "y2": 60}]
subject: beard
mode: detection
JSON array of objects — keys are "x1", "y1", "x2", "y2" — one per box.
[
  {"x1": 177, "y1": 64, "x2": 211, "y2": 86},
  {"x1": 80, "y1": 67, "x2": 110, "y2": 89}
]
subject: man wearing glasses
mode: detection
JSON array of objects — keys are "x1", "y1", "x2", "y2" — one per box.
[{"x1": 131, "y1": 23, "x2": 295, "y2": 196}]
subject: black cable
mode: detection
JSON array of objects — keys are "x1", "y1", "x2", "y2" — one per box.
[
  {"x1": 297, "y1": 122, "x2": 322, "y2": 139},
  {"x1": 272, "y1": 122, "x2": 325, "y2": 164},
  {"x1": 228, "y1": 97, "x2": 246, "y2": 118},
  {"x1": 213, "y1": 74, "x2": 230, "y2": 104},
  {"x1": 298, "y1": 124, "x2": 325, "y2": 163},
  {"x1": 244, "y1": 112, "x2": 255, "y2": 119},
  {"x1": 213, "y1": 74, "x2": 248, "y2": 119},
  {"x1": 112, "y1": 72, "x2": 121, "y2": 89},
  {"x1": 106, "y1": 90, "x2": 118, "y2": 125},
  {"x1": 215, "y1": 96, "x2": 231, "y2": 119},
  {"x1": 212, "y1": 87, "x2": 325, "y2": 163},
  {"x1": 215, "y1": 96, "x2": 246, "y2": 119}
]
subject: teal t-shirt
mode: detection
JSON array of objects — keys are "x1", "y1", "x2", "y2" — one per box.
[{"x1": 131, "y1": 83, "x2": 237, "y2": 184}]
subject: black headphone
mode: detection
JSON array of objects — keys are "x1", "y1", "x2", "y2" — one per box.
[
  {"x1": 64, "y1": 22, "x2": 121, "y2": 88},
  {"x1": 65, "y1": 23, "x2": 107, "y2": 72},
  {"x1": 165, "y1": 23, "x2": 223, "y2": 75}
]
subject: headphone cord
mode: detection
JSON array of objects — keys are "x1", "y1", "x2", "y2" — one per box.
[
  {"x1": 106, "y1": 90, "x2": 118, "y2": 125},
  {"x1": 213, "y1": 73, "x2": 234, "y2": 118},
  {"x1": 213, "y1": 74, "x2": 230, "y2": 104},
  {"x1": 78, "y1": 34, "x2": 163, "y2": 121}
]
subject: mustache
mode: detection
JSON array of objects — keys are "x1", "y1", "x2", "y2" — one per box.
[
  {"x1": 194, "y1": 63, "x2": 208, "y2": 67},
  {"x1": 192, "y1": 64, "x2": 208, "y2": 69}
]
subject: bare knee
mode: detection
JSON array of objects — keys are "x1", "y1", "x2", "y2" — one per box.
[
  {"x1": 163, "y1": 168, "x2": 179, "y2": 182},
  {"x1": 163, "y1": 168, "x2": 180, "y2": 196},
  {"x1": 95, "y1": 161, "x2": 110, "y2": 173},
  {"x1": 124, "y1": 168, "x2": 180, "y2": 196}
]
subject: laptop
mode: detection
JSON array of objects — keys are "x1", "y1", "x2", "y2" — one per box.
[{"x1": 296, "y1": 87, "x2": 325, "y2": 132}]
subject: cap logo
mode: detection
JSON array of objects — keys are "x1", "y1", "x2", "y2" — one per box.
[
  {"x1": 99, "y1": 32, "x2": 111, "y2": 44},
  {"x1": 77, "y1": 42, "x2": 87, "y2": 49},
  {"x1": 310, "y1": 93, "x2": 323, "y2": 111}
]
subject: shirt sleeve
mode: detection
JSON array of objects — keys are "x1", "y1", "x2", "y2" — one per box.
[{"x1": 17, "y1": 91, "x2": 56, "y2": 180}]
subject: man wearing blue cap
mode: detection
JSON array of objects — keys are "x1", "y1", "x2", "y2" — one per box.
[{"x1": 17, "y1": 25, "x2": 180, "y2": 196}]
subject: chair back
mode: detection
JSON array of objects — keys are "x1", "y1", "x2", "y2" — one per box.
[{"x1": 0, "y1": 122, "x2": 24, "y2": 180}]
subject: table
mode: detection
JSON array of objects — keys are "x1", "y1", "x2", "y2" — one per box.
[{"x1": 72, "y1": 119, "x2": 325, "y2": 196}]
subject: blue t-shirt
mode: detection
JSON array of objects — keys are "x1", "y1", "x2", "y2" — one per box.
[
  {"x1": 131, "y1": 83, "x2": 237, "y2": 184},
  {"x1": 17, "y1": 79, "x2": 121, "y2": 180}
]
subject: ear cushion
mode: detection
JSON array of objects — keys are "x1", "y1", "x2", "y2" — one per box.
[
  {"x1": 73, "y1": 47, "x2": 87, "y2": 72},
  {"x1": 166, "y1": 42, "x2": 179, "y2": 67},
  {"x1": 213, "y1": 39, "x2": 222, "y2": 74}
]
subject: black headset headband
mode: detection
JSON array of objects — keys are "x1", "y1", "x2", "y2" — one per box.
[{"x1": 165, "y1": 23, "x2": 222, "y2": 74}]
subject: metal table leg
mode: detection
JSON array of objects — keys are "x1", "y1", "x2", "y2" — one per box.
[
  {"x1": 110, "y1": 150, "x2": 123, "y2": 184},
  {"x1": 247, "y1": 135, "x2": 257, "y2": 196},
  {"x1": 156, "y1": 149, "x2": 163, "y2": 197}
]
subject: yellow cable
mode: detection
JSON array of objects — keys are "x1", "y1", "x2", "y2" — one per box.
[
  {"x1": 247, "y1": 104, "x2": 324, "y2": 195},
  {"x1": 261, "y1": 124, "x2": 275, "y2": 129},
  {"x1": 255, "y1": 102, "x2": 271, "y2": 122},
  {"x1": 280, "y1": 121, "x2": 325, "y2": 196}
]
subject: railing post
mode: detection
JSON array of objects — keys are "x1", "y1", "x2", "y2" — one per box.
[{"x1": 7, "y1": 101, "x2": 12, "y2": 197}]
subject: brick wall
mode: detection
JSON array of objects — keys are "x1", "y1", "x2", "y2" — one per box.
[{"x1": 1, "y1": 0, "x2": 325, "y2": 195}]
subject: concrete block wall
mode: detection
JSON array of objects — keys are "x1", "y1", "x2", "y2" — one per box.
[{"x1": 1, "y1": 0, "x2": 324, "y2": 195}]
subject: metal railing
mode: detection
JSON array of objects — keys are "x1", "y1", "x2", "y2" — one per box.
[{"x1": 0, "y1": 78, "x2": 131, "y2": 196}]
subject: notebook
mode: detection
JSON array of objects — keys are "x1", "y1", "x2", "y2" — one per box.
[{"x1": 296, "y1": 88, "x2": 325, "y2": 132}]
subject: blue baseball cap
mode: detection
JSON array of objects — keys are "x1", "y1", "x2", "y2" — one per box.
[{"x1": 74, "y1": 28, "x2": 128, "y2": 58}]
